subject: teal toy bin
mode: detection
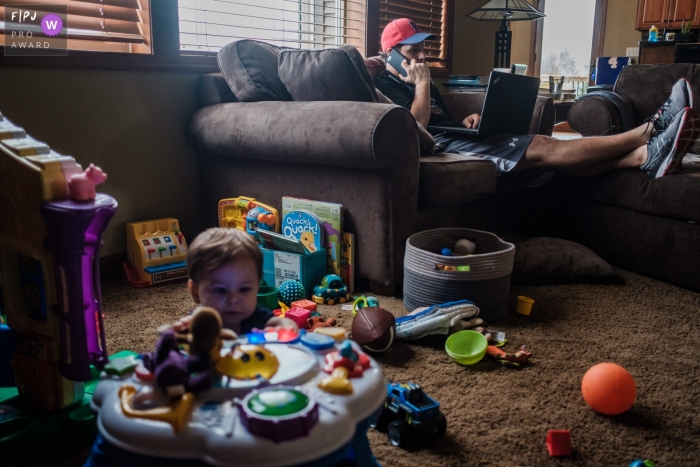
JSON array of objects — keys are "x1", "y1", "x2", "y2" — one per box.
[{"x1": 260, "y1": 247, "x2": 326, "y2": 299}]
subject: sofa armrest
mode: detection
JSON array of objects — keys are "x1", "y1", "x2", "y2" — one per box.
[
  {"x1": 568, "y1": 93, "x2": 635, "y2": 137},
  {"x1": 441, "y1": 93, "x2": 555, "y2": 136},
  {"x1": 191, "y1": 101, "x2": 418, "y2": 170}
]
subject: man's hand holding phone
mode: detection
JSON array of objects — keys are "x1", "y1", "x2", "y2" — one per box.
[{"x1": 387, "y1": 49, "x2": 430, "y2": 86}]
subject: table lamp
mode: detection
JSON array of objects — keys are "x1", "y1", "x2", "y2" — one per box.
[{"x1": 467, "y1": 0, "x2": 545, "y2": 69}]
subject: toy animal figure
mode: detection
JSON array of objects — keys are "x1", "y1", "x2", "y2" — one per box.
[
  {"x1": 142, "y1": 306, "x2": 236, "y2": 396},
  {"x1": 308, "y1": 316, "x2": 337, "y2": 331},
  {"x1": 486, "y1": 344, "x2": 533, "y2": 369},
  {"x1": 67, "y1": 163, "x2": 107, "y2": 201}
]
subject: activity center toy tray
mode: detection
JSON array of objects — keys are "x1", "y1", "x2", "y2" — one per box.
[
  {"x1": 403, "y1": 228, "x2": 515, "y2": 321},
  {"x1": 91, "y1": 338, "x2": 386, "y2": 466}
]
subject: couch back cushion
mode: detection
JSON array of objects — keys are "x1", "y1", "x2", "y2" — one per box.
[
  {"x1": 614, "y1": 63, "x2": 697, "y2": 124},
  {"x1": 217, "y1": 40, "x2": 292, "y2": 102},
  {"x1": 278, "y1": 45, "x2": 379, "y2": 102}
]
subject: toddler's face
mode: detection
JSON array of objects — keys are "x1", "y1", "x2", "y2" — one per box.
[{"x1": 189, "y1": 258, "x2": 259, "y2": 325}]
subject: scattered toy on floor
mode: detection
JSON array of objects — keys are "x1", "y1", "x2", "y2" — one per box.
[
  {"x1": 629, "y1": 460, "x2": 657, "y2": 467},
  {"x1": 486, "y1": 344, "x2": 533, "y2": 369},
  {"x1": 312, "y1": 274, "x2": 350, "y2": 305},
  {"x1": 278, "y1": 280, "x2": 306, "y2": 306},
  {"x1": 308, "y1": 316, "x2": 337, "y2": 331},
  {"x1": 515, "y1": 295, "x2": 536, "y2": 315},
  {"x1": 351, "y1": 306, "x2": 396, "y2": 353},
  {"x1": 546, "y1": 430, "x2": 572, "y2": 457},
  {"x1": 372, "y1": 382, "x2": 447, "y2": 449},
  {"x1": 351, "y1": 295, "x2": 380, "y2": 316},
  {"x1": 581, "y1": 362, "x2": 636, "y2": 415},
  {"x1": 396, "y1": 300, "x2": 480, "y2": 340}
]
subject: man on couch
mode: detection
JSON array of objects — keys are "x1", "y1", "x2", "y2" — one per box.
[{"x1": 375, "y1": 18, "x2": 699, "y2": 179}]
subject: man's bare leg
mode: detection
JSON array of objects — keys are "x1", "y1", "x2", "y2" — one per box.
[
  {"x1": 513, "y1": 123, "x2": 653, "y2": 172},
  {"x1": 562, "y1": 145, "x2": 647, "y2": 178}
]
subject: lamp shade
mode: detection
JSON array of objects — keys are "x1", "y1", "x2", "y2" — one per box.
[{"x1": 468, "y1": 0, "x2": 545, "y2": 21}]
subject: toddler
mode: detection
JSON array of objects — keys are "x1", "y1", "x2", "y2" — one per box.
[{"x1": 174, "y1": 228, "x2": 297, "y2": 336}]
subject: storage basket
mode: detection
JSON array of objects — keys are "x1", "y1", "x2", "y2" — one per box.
[{"x1": 403, "y1": 228, "x2": 515, "y2": 321}]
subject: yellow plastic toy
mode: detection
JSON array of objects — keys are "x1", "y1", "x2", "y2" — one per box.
[
  {"x1": 216, "y1": 345, "x2": 280, "y2": 380},
  {"x1": 122, "y1": 218, "x2": 188, "y2": 288},
  {"x1": 218, "y1": 196, "x2": 279, "y2": 236}
]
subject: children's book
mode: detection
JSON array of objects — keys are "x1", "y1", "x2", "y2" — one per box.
[
  {"x1": 341, "y1": 232, "x2": 355, "y2": 293},
  {"x1": 280, "y1": 210, "x2": 325, "y2": 254},
  {"x1": 282, "y1": 197, "x2": 343, "y2": 276},
  {"x1": 257, "y1": 230, "x2": 308, "y2": 255}
]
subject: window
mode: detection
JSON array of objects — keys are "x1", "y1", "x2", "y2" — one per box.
[
  {"x1": 376, "y1": 0, "x2": 451, "y2": 72},
  {"x1": 0, "y1": 0, "x2": 151, "y2": 54},
  {"x1": 178, "y1": 0, "x2": 367, "y2": 56}
]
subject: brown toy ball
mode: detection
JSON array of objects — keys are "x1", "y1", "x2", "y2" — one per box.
[{"x1": 351, "y1": 307, "x2": 396, "y2": 353}]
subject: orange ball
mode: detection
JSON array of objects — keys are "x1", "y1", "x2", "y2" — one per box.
[{"x1": 581, "y1": 363, "x2": 636, "y2": 415}]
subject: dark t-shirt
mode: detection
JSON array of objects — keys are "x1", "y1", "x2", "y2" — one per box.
[
  {"x1": 374, "y1": 70, "x2": 457, "y2": 130},
  {"x1": 240, "y1": 306, "x2": 275, "y2": 334},
  {"x1": 190, "y1": 305, "x2": 274, "y2": 335}
]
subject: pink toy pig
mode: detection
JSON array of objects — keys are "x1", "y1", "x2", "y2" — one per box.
[{"x1": 68, "y1": 163, "x2": 107, "y2": 201}]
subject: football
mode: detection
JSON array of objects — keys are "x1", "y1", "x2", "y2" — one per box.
[{"x1": 351, "y1": 307, "x2": 396, "y2": 353}]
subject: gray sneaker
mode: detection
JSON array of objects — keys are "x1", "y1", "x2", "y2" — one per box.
[
  {"x1": 641, "y1": 106, "x2": 700, "y2": 178},
  {"x1": 646, "y1": 78, "x2": 694, "y2": 135}
]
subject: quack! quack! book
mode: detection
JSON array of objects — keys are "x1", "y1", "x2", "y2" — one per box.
[
  {"x1": 282, "y1": 197, "x2": 343, "y2": 276},
  {"x1": 281, "y1": 210, "x2": 325, "y2": 254}
]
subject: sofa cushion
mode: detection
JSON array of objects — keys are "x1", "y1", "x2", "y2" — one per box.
[
  {"x1": 278, "y1": 45, "x2": 378, "y2": 102},
  {"x1": 364, "y1": 56, "x2": 386, "y2": 78},
  {"x1": 418, "y1": 153, "x2": 497, "y2": 207},
  {"x1": 217, "y1": 40, "x2": 292, "y2": 102},
  {"x1": 560, "y1": 163, "x2": 700, "y2": 224},
  {"x1": 501, "y1": 234, "x2": 619, "y2": 285}
]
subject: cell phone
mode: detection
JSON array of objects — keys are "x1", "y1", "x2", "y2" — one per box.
[{"x1": 387, "y1": 49, "x2": 408, "y2": 77}]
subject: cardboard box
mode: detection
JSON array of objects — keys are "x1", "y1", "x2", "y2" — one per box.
[{"x1": 260, "y1": 247, "x2": 326, "y2": 299}]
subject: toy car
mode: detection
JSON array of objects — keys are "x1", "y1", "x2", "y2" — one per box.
[
  {"x1": 372, "y1": 382, "x2": 447, "y2": 448},
  {"x1": 311, "y1": 274, "x2": 350, "y2": 305}
]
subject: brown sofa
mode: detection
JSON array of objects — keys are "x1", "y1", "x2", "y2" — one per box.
[
  {"x1": 550, "y1": 64, "x2": 700, "y2": 292},
  {"x1": 190, "y1": 42, "x2": 555, "y2": 293}
]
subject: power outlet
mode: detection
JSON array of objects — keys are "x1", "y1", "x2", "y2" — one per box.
[{"x1": 626, "y1": 47, "x2": 639, "y2": 57}]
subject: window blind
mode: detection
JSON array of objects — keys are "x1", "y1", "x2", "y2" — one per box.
[
  {"x1": 0, "y1": 0, "x2": 150, "y2": 53},
  {"x1": 179, "y1": 0, "x2": 367, "y2": 56},
  {"x1": 378, "y1": 0, "x2": 447, "y2": 68}
]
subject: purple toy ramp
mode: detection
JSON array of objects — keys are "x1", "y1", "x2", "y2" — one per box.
[{"x1": 40, "y1": 194, "x2": 117, "y2": 382}]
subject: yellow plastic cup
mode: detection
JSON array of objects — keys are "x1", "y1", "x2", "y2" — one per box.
[{"x1": 516, "y1": 296, "x2": 535, "y2": 315}]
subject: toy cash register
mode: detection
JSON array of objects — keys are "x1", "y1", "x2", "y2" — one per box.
[{"x1": 122, "y1": 218, "x2": 188, "y2": 288}]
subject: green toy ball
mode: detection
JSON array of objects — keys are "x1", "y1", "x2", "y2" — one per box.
[{"x1": 278, "y1": 280, "x2": 305, "y2": 306}]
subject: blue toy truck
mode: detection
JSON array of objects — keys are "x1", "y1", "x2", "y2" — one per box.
[
  {"x1": 372, "y1": 382, "x2": 447, "y2": 448},
  {"x1": 311, "y1": 274, "x2": 350, "y2": 305}
]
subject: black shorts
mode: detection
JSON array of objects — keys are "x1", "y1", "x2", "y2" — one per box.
[{"x1": 432, "y1": 132, "x2": 535, "y2": 174}]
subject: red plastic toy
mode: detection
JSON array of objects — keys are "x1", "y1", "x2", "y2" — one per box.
[
  {"x1": 546, "y1": 430, "x2": 572, "y2": 457},
  {"x1": 291, "y1": 299, "x2": 317, "y2": 312}
]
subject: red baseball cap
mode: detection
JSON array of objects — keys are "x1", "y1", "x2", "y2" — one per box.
[{"x1": 381, "y1": 18, "x2": 436, "y2": 53}]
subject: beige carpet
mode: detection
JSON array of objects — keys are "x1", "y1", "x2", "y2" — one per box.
[{"x1": 33, "y1": 268, "x2": 700, "y2": 467}]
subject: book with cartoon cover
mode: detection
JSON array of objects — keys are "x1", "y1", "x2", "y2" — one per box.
[
  {"x1": 280, "y1": 210, "x2": 325, "y2": 254},
  {"x1": 282, "y1": 197, "x2": 343, "y2": 276}
]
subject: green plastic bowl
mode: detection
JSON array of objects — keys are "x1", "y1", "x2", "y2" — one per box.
[{"x1": 445, "y1": 330, "x2": 488, "y2": 365}]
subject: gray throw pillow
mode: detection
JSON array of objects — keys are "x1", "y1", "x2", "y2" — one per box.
[
  {"x1": 217, "y1": 40, "x2": 292, "y2": 102},
  {"x1": 278, "y1": 45, "x2": 378, "y2": 102},
  {"x1": 500, "y1": 235, "x2": 620, "y2": 285}
]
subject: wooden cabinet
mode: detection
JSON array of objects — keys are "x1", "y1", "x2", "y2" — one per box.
[
  {"x1": 637, "y1": 0, "x2": 700, "y2": 30},
  {"x1": 639, "y1": 41, "x2": 676, "y2": 63}
]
